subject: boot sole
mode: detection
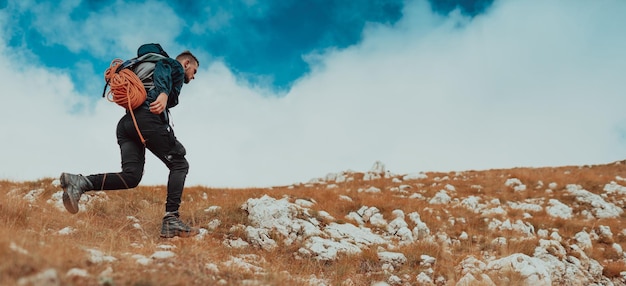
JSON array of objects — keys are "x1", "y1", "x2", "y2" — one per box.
[
  {"x1": 160, "y1": 228, "x2": 200, "y2": 238},
  {"x1": 60, "y1": 173, "x2": 80, "y2": 214}
]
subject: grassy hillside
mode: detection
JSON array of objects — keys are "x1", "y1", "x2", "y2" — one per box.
[{"x1": 3, "y1": 161, "x2": 626, "y2": 285}]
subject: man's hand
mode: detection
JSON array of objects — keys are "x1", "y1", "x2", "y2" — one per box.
[{"x1": 150, "y1": 93, "x2": 168, "y2": 114}]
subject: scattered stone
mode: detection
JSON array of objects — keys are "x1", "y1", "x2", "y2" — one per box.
[
  {"x1": 66, "y1": 268, "x2": 89, "y2": 278},
  {"x1": 151, "y1": 251, "x2": 176, "y2": 260},
  {"x1": 58, "y1": 226, "x2": 76, "y2": 235},
  {"x1": 86, "y1": 249, "x2": 117, "y2": 264},
  {"x1": 17, "y1": 268, "x2": 59, "y2": 286}
]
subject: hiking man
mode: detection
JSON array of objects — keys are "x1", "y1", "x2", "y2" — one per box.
[{"x1": 60, "y1": 45, "x2": 199, "y2": 238}]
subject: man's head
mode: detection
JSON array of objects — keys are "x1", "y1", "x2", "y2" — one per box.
[{"x1": 176, "y1": 51, "x2": 199, "y2": 84}]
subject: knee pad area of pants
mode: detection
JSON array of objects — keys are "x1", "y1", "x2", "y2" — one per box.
[{"x1": 165, "y1": 155, "x2": 189, "y2": 172}]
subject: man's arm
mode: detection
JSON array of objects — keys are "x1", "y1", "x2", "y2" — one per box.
[
  {"x1": 150, "y1": 59, "x2": 174, "y2": 114},
  {"x1": 149, "y1": 92, "x2": 168, "y2": 114}
]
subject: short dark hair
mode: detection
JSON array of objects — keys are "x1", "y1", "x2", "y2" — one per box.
[{"x1": 176, "y1": 50, "x2": 199, "y2": 67}]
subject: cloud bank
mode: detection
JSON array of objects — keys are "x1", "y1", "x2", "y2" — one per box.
[{"x1": 1, "y1": 0, "x2": 625, "y2": 187}]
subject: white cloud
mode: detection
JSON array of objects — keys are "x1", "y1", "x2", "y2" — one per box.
[
  {"x1": 1, "y1": 0, "x2": 626, "y2": 188},
  {"x1": 9, "y1": 0, "x2": 183, "y2": 57}
]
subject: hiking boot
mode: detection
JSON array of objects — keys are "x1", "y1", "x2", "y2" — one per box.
[
  {"x1": 160, "y1": 212, "x2": 199, "y2": 238},
  {"x1": 59, "y1": 172, "x2": 93, "y2": 214}
]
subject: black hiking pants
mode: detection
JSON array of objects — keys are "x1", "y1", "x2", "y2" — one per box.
[{"x1": 86, "y1": 107, "x2": 189, "y2": 213}]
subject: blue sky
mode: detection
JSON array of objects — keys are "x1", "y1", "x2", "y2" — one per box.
[
  {"x1": 3, "y1": 0, "x2": 491, "y2": 94},
  {"x1": 1, "y1": 0, "x2": 625, "y2": 187}
]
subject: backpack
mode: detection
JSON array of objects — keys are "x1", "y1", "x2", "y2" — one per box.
[
  {"x1": 101, "y1": 43, "x2": 170, "y2": 145},
  {"x1": 102, "y1": 43, "x2": 169, "y2": 101}
]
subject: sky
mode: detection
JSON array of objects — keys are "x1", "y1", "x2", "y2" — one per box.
[{"x1": 1, "y1": 0, "x2": 625, "y2": 188}]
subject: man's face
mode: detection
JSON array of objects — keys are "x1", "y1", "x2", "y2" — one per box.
[{"x1": 183, "y1": 61, "x2": 198, "y2": 84}]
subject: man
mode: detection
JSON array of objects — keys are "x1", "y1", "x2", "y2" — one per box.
[{"x1": 60, "y1": 46, "x2": 199, "y2": 238}]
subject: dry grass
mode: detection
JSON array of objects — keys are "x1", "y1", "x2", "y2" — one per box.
[{"x1": 2, "y1": 161, "x2": 626, "y2": 285}]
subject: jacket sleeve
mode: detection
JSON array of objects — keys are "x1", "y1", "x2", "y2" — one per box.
[
  {"x1": 150, "y1": 58, "x2": 183, "y2": 108},
  {"x1": 152, "y1": 59, "x2": 173, "y2": 98}
]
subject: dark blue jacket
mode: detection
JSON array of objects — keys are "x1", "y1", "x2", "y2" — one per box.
[{"x1": 147, "y1": 57, "x2": 184, "y2": 109}]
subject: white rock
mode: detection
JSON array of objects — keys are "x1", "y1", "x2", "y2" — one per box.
[
  {"x1": 242, "y1": 195, "x2": 322, "y2": 241},
  {"x1": 482, "y1": 206, "x2": 507, "y2": 216},
  {"x1": 58, "y1": 226, "x2": 76, "y2": 235},
  {"x1": 17, "y1": 268, "x2": 59, "y2": 286},
  {"x1": 325, "y1": 223, "x2": 386, "y2": 246},
  {"x1": 223, "y1": 238, "x2": 250, "y2": 249},
  {"x1": 597, "y1": 225, "x2": 613, "y2": 242},
  {"x1": 361, "y1": 206, "x2": 379, "y2": 222},
  {"x1": 505, "y1": 178, "x2": 525, "y2": 190},
  {"x1": 566, "y1": 184, "x2": 623, "y2": 219},
  {"x1": 429, "y1": 190, "x2": 451, "y2": 204},
  {"x1": 546, "y1": 199, "x2": 573, "y2": 219},
  {"x1": 204, "y1": 206, "x2": 222, "y2": 213},
  {"x1": 339, "y1": 195, "x2": 353, "y2": 202},
  {"x1": 492, "y1": 237, "x2": 507, "y2": 246},
  {"x1": 23, "y1": 189, "x2": 44, "y2": 203},
  {"x1": 295, "y1": 199, "x2": 315, "y2": 208},
  {"x1": 409, "y1": 193, "x2": 425, "y2": 200},
  {"x1": 387, "y1": 275, "x2": 402, "y2": 285},
  {"x1": 459, "y1": 232, "x2": 468, "y2": 240},
  {"x1": 369, "y1": 213, "x2": 388, "y2": 228},
  {"x1": 457, "y1": 273, "x2": 496, "y2": 286},
  {"x1": 603, "y1": 181, "x2": 626, "y2": 195},
  {"x1": 458, "y1": 256, "x2": 486, "y2": 276},
  {"x1": 10, "y1": 242, "x2": 29, "y2": 255},
  {"x1": 303, "y1": 236, "x2": 361, "y2": 260},
  {"x1": 508, "y1": 202, "x2": 543, "y2": 212},
  {"x1": 421, "y1": 255, "x2": 436, "y2": 266},
  {"x1": 416, "y1": 272, "x2": 433, "y2": 284},
  {"x1": 205, "y1": 263, "x2": 219, "y2": 274},
  {"x1": 151, "y1": 251, "x2": 176, "y2": 259},
  {"x1": 574, "y1": 231, "x2": 593, "y2": 250},
  {"x1": 387, "y1": 214, "x2": 408, "y2": 234},
  {"x1": 549, "y1": 232, "x2": 562, "y2": 242},
  {"x1": 207, "y1": 219, "x2": 221, "y2": 230},
  {"x1": 403, "y1": 173, "x2": 428, "y2": 180},
  {"x1": 461, "y1": 196, "x2": 482, "y2": 212},
  {"x1": 408, "y1": 212, "x2": 430, "y2": 239},
  {"x1": 485, "y1": 253, "x2": 551, "y2": 285},
  {"x1": 613, "y1": 243, "x2": 623, "y2": 256},
  {"x1": 537, "y1": 229, "x2": 549, "y2": 238},
  {"x1": 378, "y1": 251, "x2": 407, "y2": 266},
  {"x1": 86, "y1": 249, "x2": 117, "y2": 264},
  {"x1": 132, "y1": 254, "x2": 152, "y2": 266},
  {"x1": 245, "y1": 226, "x2": 278, "y2": 251},
  {"x1": 194, "y1": 228, "x2": 209, "y2": 240},
  {"x1": 66, "y1": 268, "x2": 89, "y2": 278},
  {"x1": 345, "y1": 212, "x2": 365, "y2": 225},
  {"x1": 317, "y1": 210, "x2": 335, "y2": 221},
  {"x1": 223, "y1": 255, "x2": 265, "y2": 274},
  {"x1": 363, "y1": 186, "x2": 381, "y2": 193}
]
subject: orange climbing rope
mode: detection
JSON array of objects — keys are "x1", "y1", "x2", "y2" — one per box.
[{"x1": 104, "y1": 59, "x2": 147, "y2": 145}]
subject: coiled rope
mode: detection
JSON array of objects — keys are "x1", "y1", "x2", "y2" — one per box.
[{"x1": 104, "y1": 59, "x2": 147, "y2": 145}]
